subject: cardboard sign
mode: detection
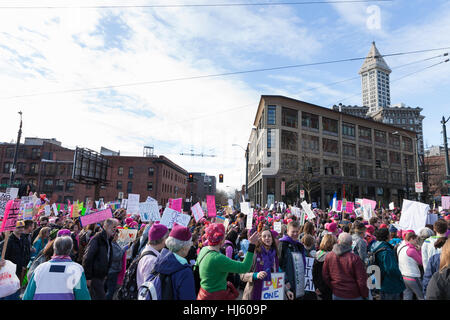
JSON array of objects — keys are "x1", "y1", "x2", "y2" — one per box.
[
  {"x1": 0, "y1": 199, "x2": 21, "y2": 232},
  {"x1": 304, "y1": 257, "x2": 315, "y2": 292},
  {"x1": 345, "y1": 202, "x2": 354, "y2": 214},
  {"x1": 274, "y1": 221, "x2": 282, "y2": 234},
  {"x1": 117, "y1": 228, "x2": 138, "y2": 247},
  {"x1": 160, "y1": 207, "x2": 191, "y2": 229},
  {"x1": 399, "y1": 199, "x2": 429, "y2": 234},
  {"x1": 246, "y1": 212, "x2": 253, "y2": 230},
  {"x1": 301, "y1": 201, "x2": 315, "y2": 220},
  {"x1": 206, "y1": 195, "x2": 216, "y2": 217},
  {"x1": 261, "y1": 272, "x2": 285, "y2": 300},
  {"x1": 191, "y1": 202, "x2": 204, "y2": 223},
  {"x1": 139, "y1": 201, "x2": 160, "y2": 222},
  {"x1": 80, "y1": 208, "x2": 113, "y2": 227},
  {"x1": 127, "y1": 194, "x2": 140, "y2": 214}
]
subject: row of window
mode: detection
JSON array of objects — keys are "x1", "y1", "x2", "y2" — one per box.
[{"x1": 2, "y1": 162, "x2": 73, "y2": 175}]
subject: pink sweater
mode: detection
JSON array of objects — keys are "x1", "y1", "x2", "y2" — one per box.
[{"x1": 406, "y1": 243, "x2": 422, "y2": 266}]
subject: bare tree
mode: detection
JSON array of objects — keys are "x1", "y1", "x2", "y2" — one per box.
[{"x1": 286, "y1": 155, "x2": 321, "y2": 204}]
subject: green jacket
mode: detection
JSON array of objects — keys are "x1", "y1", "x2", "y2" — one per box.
[{"x1": 370, "y1": 241, "x2": 405, "y2": 294}]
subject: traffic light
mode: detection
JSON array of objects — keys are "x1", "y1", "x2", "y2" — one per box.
[
  {"x1": 188, "y1": 173, "x2": 194, "y2": 182},
  {"x1": 219, "y1": 174, "x2": 223, "y2": 183}
]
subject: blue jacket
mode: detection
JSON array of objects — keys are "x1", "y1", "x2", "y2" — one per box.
[
  {"x1": 152, "y1": 248, "x2": 196, "y2": 300},
  {"x1": 370, "y1": 241, "x2": 405, "y2": 294},
  {"x1": 423, "y1": 252, "x2": 440, "y2": 297}
]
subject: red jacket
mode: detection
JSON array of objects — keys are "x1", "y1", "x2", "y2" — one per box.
[{"x1": 322, "y1": 244, "x2": 369, "y2": 299}]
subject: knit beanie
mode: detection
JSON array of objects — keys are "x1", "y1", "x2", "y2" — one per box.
[
  {"x1": 205, "y1": 223, "x2": 225, "y2": 246},
  {"x1": 57, "y1": 229, "x2": 71, "y2": 237},
  {"x1": 169, "y1": 223, "x2": 192, "y2": 241},
  {"x1": 148, "y1": 222, "x2": 168, "y2": 241}
]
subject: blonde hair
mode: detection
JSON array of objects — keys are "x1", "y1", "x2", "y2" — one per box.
[
  {"x1": 319, "y1": 234, "x2": 337, "y2": 252},
  {"x1": 439, "y1": 238, "x2": 450, "y2": 272},
  {"x1": 33, "y1": 227, "x2": 51, "y2": 245}
]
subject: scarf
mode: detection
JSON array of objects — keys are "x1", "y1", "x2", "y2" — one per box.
[
  {"x1": 51, "y1": 255, "x2": 71, "y2": 261},
  {"x1": 251, "y1": 246, "x2": 279, "y2": 300}
]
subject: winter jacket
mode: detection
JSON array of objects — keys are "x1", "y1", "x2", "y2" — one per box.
[
  {"x1": 279, "y1": 236, "x2": 306, "y2": 299},
  {"x1": 82, "y1": 229, "x2": 112, "y2": 280},
  {"x1": 152, "y1": 248, "x2": 196, "y2": 300},
  {"x1": 423, "y1": 253, "x2": 440, "y2": 297},
  {"x1": 312, "y1": 250, "x2": 332, "y2": 300},
  {"x1": 426, "y1": 267, "x2": 450, "y2": 300},
  {"x1": 421, "y1": 236, "x2": 441, "y2": 273},
  {"x1": 397, "y1": 242, "x2": 422, "y2": 278},
  {"x1": 21, "y1": 233, "x2": 32, "y2": 268},
  {"x1": 109, "y1": 241, "x2": 126, "y2": 274},
  {"x1": 370, "y1": 241, "x2": 405, "y2": 294},
  {"x1": 31, "y1": 238, "x2": 48, "y2": 261},
  {"x1": 351, "y1": 234, "x2": 367, "y2": 264},
  {"x1": 322, "y1": 243, "x2": 369, "y2": 299},
  {"x1": 4, "y1": 233, "x2": 26, "y2": 277}
]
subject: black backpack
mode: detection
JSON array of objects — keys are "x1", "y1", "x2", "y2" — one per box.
[
  {"x1": 116, "y1": 250, "x2": 157, "y2": 300},
  {"x1": 367, "y1": 247, "x2": 387, "y2": 266}
]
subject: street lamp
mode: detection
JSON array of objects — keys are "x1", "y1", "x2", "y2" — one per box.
[{"x1": 232, "y1": 143, "x2": 249, "y2": 200}]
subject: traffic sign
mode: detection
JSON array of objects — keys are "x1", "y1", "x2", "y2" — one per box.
[
  {"x1": 415, "y1": 182, "x2": 423, "y2": 193},
  {"x1": 300, "y1": 190, "x2": 305, "y2": 199}
]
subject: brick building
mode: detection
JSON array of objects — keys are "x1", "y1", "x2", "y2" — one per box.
[
  {"x1": 0, "y1": 138, "x2": 188, "y2": 205},
  {"x1": 186, "y1": 172, "x2": 216, "y2": 204},
  {"x1": 424, "y1": 146, "x2": 450, "y2": 201}
]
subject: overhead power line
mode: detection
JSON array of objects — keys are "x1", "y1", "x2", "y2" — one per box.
[
  {"x1": 0, "y1": 0, "x2": 394, "y2": 9},
  {"x1": 2, "y1": 46, "x2": 450, "y2": 100}
]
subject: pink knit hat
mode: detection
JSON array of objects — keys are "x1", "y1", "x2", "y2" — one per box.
[
  {"x1": 148, "y1": 222, "x2": 168, "y2": 241},
  {"x1": 169, "y1": 223, "x2": 192, "y2": 241},
  {"x1": 366, "y1": 225, "x2": 375, "y2": 234},
  {"x1": 326, "y1": 222, "x2": 337, "y2": 233},
  {"x1": 205, "y1": 223, "x2": 225, "y2": 246}
]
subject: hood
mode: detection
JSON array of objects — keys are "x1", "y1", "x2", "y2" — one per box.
[
  {"x1": 315, "y1": 250, "x2": 329, "y2": 262},
  {"x1": 370, "y1": 241, "x2": 391, "y2": 252},
  {"x1": 153, "y1": 248, "x2": 189, "y2": 275},
  {"x1": 332, "y1": 243, "x2": 352, "y2": 256},
  {"x1": 279, "y1": 235, "x2": 301, "y2": 246}
]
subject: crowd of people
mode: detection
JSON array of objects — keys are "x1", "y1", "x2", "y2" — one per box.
[{"x1": 1, "y1": 198, "x2": 449, "y2": 301}]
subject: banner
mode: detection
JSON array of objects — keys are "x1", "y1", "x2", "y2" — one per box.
[
  {"x1": 206, "y1": 195, "x2": 216, "y2": 217},
  {"x1": 345, "y1": 202, "x2": 354, "y2": 214},
  {"x1": 261, "y1": 272, "x2": 285, "y2": 300},
  {"x1": 399, "y1": 199, "x2": 429, "y2": 234},
  {"x1": 79, "y1": 208, "x2": 113, "y2": 227},
  {"x1": 160, "y1": 207, "x2": 191, "y2": 229},
  {"x1": 127, "y1": 194, "x2": 140, "y2": 214},
  {"x1": 304, "y1": 257, "x2": 315, "y2": 292},
  {"x1": 191, "y1": 202, "x2": 204, "y2": 223},
  {"x1": 139, "y1": 200, "x2": 160, "y2": 222},
  {"x1": 0, "y1": 199, "x2": 21, "y2": 232}
]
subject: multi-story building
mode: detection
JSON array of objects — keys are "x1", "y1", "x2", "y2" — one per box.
[
  {"x1": 247, "y1": 95, "x2": 418, "y2": 209},
  {"x1": 332, "y1": 42, "x2": 425, "y2": 156},
  {"x1": 0, "y1": 138, "x2": 188, "y2": 206},
  {"x1": 424, "y1": 146, "x2": 449, "y2": 201},
  {"x1": 186, "y1": 172, "x2": 217, "y2": 204}
]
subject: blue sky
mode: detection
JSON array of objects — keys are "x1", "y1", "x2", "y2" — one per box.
[{"x1": 0, "y1": 0, "x2": 449, "y2": 193}]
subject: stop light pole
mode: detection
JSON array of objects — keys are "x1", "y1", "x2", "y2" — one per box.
[
  {"x1": 442, "y1": 116, "x2": 450, "y2": 194},
  {"x1": 9, "y1": 111, "x2": 23, "y2": 188}
]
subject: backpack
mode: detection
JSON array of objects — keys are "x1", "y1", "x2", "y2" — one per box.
[
  {"x1": 367, "y1": 246, "x2": 387, "y2": 266},
  {"x1": 137, "y1": 271, "x2": 174, "y2": 300},
  {"x1": 116, "y1": 250, "x2": 157, "y2": 300},
  {"x1": 193, "y1": 250, "x2": 215, "y2": 295}
]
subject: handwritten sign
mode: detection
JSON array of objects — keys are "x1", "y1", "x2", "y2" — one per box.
[
  {"x1": 169, "y1": 198, "x2": 183, "y2": 213},
  {"x1": 261, "y1": 273, "x2": 285, "y2": 300},
  {"x1": 0, "y1": 199, "x2": 21, "y2": 232},
  {"x1": 362, "y1": 198, "x2": 377, "y2": 210},
  {"x1": 191, "y1": 202, "x2": 205, "y2": 223},
  {"x1": 301, "y1": 201, "x2": 315, "y2": 220},
  {"x1": 117, "y1": 228, "x2": 138, "y2": 247},
  {"x1": 389, "y1": 202, "x2": 395, "y2": 210},
  {"x1": 0, "y1": 192, "x2": 11, "y2": 218},
  {"x1": 160, "y1": 207, "x2": 191, "y2": 229},
  {"x1": 6, "y1": 188, "x2": 19, "y2": 200},
  {"x1": 127, "y1": 194, "x2": 140, "y2": 214},
  {"x1": 274, "y1": 221, "x2": 282, "y2": 234},
  {"x1": 304, "y1": 257, "x2": 315, "y2": 292},
  {"x1": 44, "y1": 205, "x2": 51, "y2": 217},
  {"x1": 345, "y1": 202, "x2": 354, "y2": 214},
  {"x1": 246, "y1": 211, "x2": 253, "y2": 230},
  {"x1": 206, "y1": 195, "x2": 216, "y2": 217},
  {"x1": 52, "y1": 203, "x2": 59, "y2": 216},
  {"x1": 139, "y1": 200, "x2": 160, "y2": 222},
  {"x1": 120, "y1": 199, "x2": 128, "y2": 209},
  {"x1": 79, "y1": 208, "x2": 113, "y2": 227}
]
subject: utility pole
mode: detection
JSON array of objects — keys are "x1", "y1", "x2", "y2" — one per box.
[
  {"x1": 9, "y1": 111, "x2": 23, "y2": 188},
  {"x1": 442, "y1": 116, "x2": 450, "y2": 194},
  {"x1": 404, "y1": 157, "x2": 409, "y2": 200}
]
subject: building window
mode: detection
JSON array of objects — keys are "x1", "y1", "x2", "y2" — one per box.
[
  {"x1": 118, "y1": 167, "x2": 123, "y2": 176},
  {"x1": 281, "y1": 154, "x2": 298, "y2": 170},
  {"x1": 3, "y1": 162, "x2": 11, "y2": 174},
  {"x1": 128, "y1": 167, "x2": 134, "y2": 179},
  {"x1": 375, "y1": 149, "x2": 387, "y2": 162},
  {"x1": 342, "y1": 123, "x2": 355, "y2": 138},
  {"x1": 267, "y1": 105, "x2": 276, "y2": 125},
  {"x1": 127, "y1": 182, "x2": 133, "y2": 193},
  {"x1": 267, "y1": 129, "x2": 274, "y2": 149},
  {"x1": 359, "y1": 126, "x2": 372, "y2": 142},
  {"x1": 58, "y1": 164, "x2": 65, "y2": 175},
  {"x1": 6, "y1": 148, "x2": 14, "y2": 158},
  {"x1": 17, "y1": 163, "x2": 26, "y2": 174},
  {"x1": 391, "y1": 170, "x2": 402, "y2": 181},
  {"x1": 323, "y1": 138, "x2": 339, "y2": 155},
  {"x1": 43, "y1": 179, "x2": 53, "y2": 191},
  {"x1": 402, "y1": 137, "x2": 413, "y2": 152},
  {"x1": 148, "y1": 167, "x2": 154, "y2": 176},
  {"x1": 389, "y1": 151, "x2": 401, "y2": 164},
  {"x1": 29, "y1": 163, "x2": 39, "y2": 174},
  {"x1": 303, "y1": 157, "x2": 320, "y2": 174},
  {"x1": 281, "y1": 107, "x2": 298, "y2": 128},
  {"x1": 147, "y1": 182, "x2": 153, "y2": 191},
  {"x1": 359, "y1": 145, "x2": 372, "y2": 160},
  {"x1": 281, "y1": 130, "x2": 298, "y2": 151},
  {"x1": 117, "y1": 181, "x2": 122, "y2": 190},
  {"x1": 374, "y1": 130, "x2": 386, "y2": 144},
  {"x1": 389, "y1": 134, "x2": 400, "y2": 147},
  {"x1": 343, "y1": 162, "x2": 357, "y2": 177},
  {"x1": 376, "y1": 170, "x2": 387, "y2": 180},
  {"x1": 342, "y1": 143, "x2": 356, "y2": 158},
  {"x1": 66, "y1": 180, "x2": 75, "y2": 192},
  {"x1": 324, "y1": 160, "x2": 339, "y2": 175},
  {"x1": 322, "y1": 117, "x2": 338, "y2": 135},
  {"x1": 302, "y1": 134, "x2": 319, "y2": 152},
  {"x1": 55, "y1": 179, "x2": 64, "y2": 192},
  {"x1": 360, "y1": 165, "x2": 373, "y2": 179},
  {"x1": 301, "y1": 112, "x2": 319, "y2": 130}
]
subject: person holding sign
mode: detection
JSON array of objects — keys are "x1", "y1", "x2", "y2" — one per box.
[
  {"x1": 196, "y1": 223, "x2": 260, "y2": 300},
  {"x1": 240, "y1": 227, "x2": 280, "y2": 300},
  {"x1": 279, "y1": 220, "x2": 307, "y2": 300}
]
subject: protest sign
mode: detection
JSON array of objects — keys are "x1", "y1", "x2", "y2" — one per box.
[
  {"x1": 80, "y1": 208, "x2": 113, "y2": 227},
  {"x1": 389, "y1": 202, "x2": 395, "y2": 210},
  {"x1": 345, "y1": 202, "x2": 354, "y2": 214},
  {"x1": 52, "y1": 203, "x2": 59, "y2": 216},
  {"x1": 228, "y1": 199, "x2": 233, "y2": 208},
  {"x1": 6, "y1": 188, "x2": 19, "y2": 200},
  {"x1": 311, "y1": 202, "x2": 317, "y2": 209},
  {"x1": 261, "y1": 273, "x2": 284, "y2": 300},
  {"x1": 127, "y1": 194, "x2": 140, "y2": 214},
  {"x1": 442, "y1": 196, "x2": 450, "y2": 210},
  {"x1": 291, "y1": 206, "x2": 301, "y2": 218},
  {"x1": 399, "y1": 200, "x2": 429, "y2": 234},
  {"x1": 0, "y1": 192, "x2": 11, "y2": 218},
  {"x1": 337, "y1": 200, "x2": 342, "y2": 212},
  {"x1": 363, "y1": 203, "x2": 373, "y2": 221},
  {"x1": 206, "y1": 195, "x2": 216, "y2": 217},
  {"x1": 117, "y1": 228, "x2": 138, "y2": 247},
  {"x1": 160, "y1": 207, "x2": 191, "y2": 229},
  {"x1": 120, "y1": 199, "x2": 128, "y2": 209},
  {"x1": 274, "y1": 221, "x2": 282, "y2": 234},
  {"x1": 426, "y1": 213, "x2": 438, "y2": 225},
  {"x1": 304, "y1": 257, "x2": 315, "y2": 292},
  {"x1": 240, "y1": 202, "x2": 250, "y2": 215},
  {"x1": 225, "y1": 206, "x2": 233, "y2": 215},
  {"x1": 215, "y1": 216, "x2": 226, "y2": 224},
  {"x1": 139, "y1": 201, "x2": 160, "y2": 222},
  {"x1": 44, "y1": 205, "x2": 51, "y2": 217},
  {"x1": 362, "y1": 199, "x2": 377, "y2": 210},
  {"x1": 246, "y1": 212, "x2": 253, "y2": 230},
  {"x1": 191, "y1": 202, "x2": 204, "y2": 223},
  {"x1": 355, "y1": 207, "x2": 363, "y2": 218},
  {"x1": 355, "y1": 198, "x2": 363, "y2": 209},
  {"x1": 224, "y1": 219, "x2": 230, "y2": 231},
  {"x1": 170, "y1": 198, "x2": 183, "y2": 213},
  {"x1": 0, "y1": 199, "x2": 21, "y2": 232},
  {"x1": 301, "y1": 201, "x2": 315, "y2": 220}
]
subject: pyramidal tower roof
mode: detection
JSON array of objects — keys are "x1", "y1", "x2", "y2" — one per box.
[{"x1": 359, "y1": 41, "x2": 391, "y2": 74}]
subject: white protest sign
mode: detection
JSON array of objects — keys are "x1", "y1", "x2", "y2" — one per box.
[
  {"x1": 301, "y1": 201, "x2": 316, "y2": 220},
  {"x1": 139, "y1": 201, "x2": 160, "y2": 222},
  {"x1": 389, "y1": 202, "x2": 395, "y2": 210},
  {"x1": 6, "y1": 187, "x2": 19, "y2": 200},
  {"x1": 44, "y1": 205, "x2": 51, "y2": 216},
  {"x1": 160, "y1": 207, "x2": 191, "y2": 229},
  {"x1": 304, "y1": 257, "x2": 315, "y2": 292},
  {"x1": 224, "y1": 218, "x2": 230, "y2": 231},
  {"x1": 291, "y1": 206, "x2": 301, "y2": 218},
  {"x1": 274, "y1": 221, "x2": 282, "y2": 234},
  {"x1": 127, "y1": 194, "x2": 140, "y2": 214},
  {"x1": 191, "y1": 202, "x2": 204, "y2": 223},
  {"x1": 246, "y1": 212, "x2": 253, "y2": 230},
  {"x1": 120, "y1": 199, "x2": 128, "y2": 209},
  {"x1": 355, "y1": 207, "x2": 363, "y2": 218},
  {"x1": 399, "y1": 199, "x2": 429, "y2": 234},
  {"x1": 52, "y1": 203, "x2": 59, "y2": 215},
  {"x1": 261, "y1": 273, "x2": 285, "y2": 300},
  {"x1": 363, "y1": 203, "x2": 373, "y2": 221},
  {"x1": 228, "y1": 199, "x2": 233, "y2": 207},
  {"x1": 117, "y1": 228, "x2": 138, "y2": 248},
  {"x1": 240, "y1": 202, "x2": 250, "y2": 215},
  {"x1": 269, "y1": 203, "x2": 274, "y2": 211},
  {"x1": 426, "y1": 213, "x2": 438, "y2": 225}
]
